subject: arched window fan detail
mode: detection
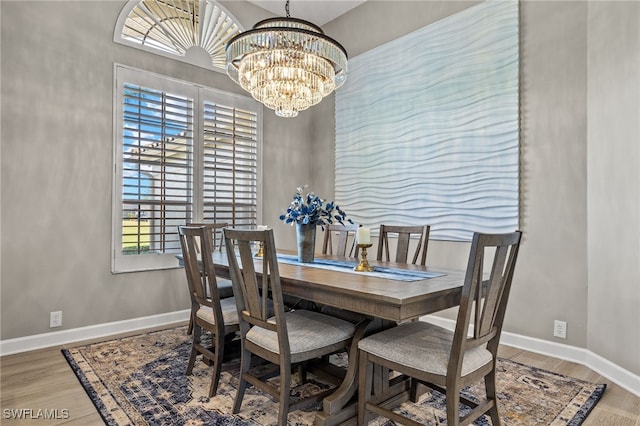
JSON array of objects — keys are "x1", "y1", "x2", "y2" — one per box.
[{"x1": 114, "y1": 0, "x2": 244, "y2": 71}]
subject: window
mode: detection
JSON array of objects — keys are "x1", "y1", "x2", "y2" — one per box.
[
  {"x1": 113, "y1": 65, "x2": 262, "y2": 273},
  {"x1": 114, "y1": 0, "x2": 243, "y2": 72}
]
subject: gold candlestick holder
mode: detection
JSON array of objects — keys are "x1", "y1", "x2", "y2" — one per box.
[
  {"x1": 255, "y1": 226, "x2": 268, "y2": 257},
  {"x1": 354, "y1": 243, "x2": 374, "y2": 272}
]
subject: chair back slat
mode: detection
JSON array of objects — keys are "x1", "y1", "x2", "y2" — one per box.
[
  {"x1": 451, "y1": 231, "x2": 522, "y2": 372},
  {"x1": 178, "y1": 225, "x2": 224, "y2": 325},
  {"x1": 377, "y1": 224, "x2": 430, "y2": 265},
  {"x1": 179, "y1": 227, "x2": 201, "y2": 299},
  {"x1": 322, "y1": 223, "x2": 359, "y2": 257},
  {"x1": 239, "y1": 238, "x2": 265, "y2": 320},
  {"x1": 478, "y1": 244, "x2": 510, "y2": 335},
  {"x1": 187, "y1": 222, "x2": 228, "y2": 253},
  {"x1": 224, "y1": 228, "x2": 289, "y2": 346}
]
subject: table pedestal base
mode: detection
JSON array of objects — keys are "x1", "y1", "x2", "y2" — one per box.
[{"x1": 313, "y1": 319, "x2": 414, "y2": 426}]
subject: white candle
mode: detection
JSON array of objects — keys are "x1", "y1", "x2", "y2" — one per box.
[{"x1": 357, "y1": 227, "x2": 371, "y2": 245}]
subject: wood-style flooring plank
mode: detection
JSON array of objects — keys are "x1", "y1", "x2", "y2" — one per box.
[
  {"x1": 510, "y1": 349, "x2": 565, "y2": 371},
  {"x1": 590, "y1": 380, "x2": 640, "y2": 419},
  {"x1": 582, "y1": 409, "x2": 637, "y2": 426},
  {"x1": 1, "y1": 348, "x2": 100, "y2": 425}
]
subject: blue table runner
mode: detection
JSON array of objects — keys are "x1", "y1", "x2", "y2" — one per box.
[{"x1": 275, "y1": 254, "x2": 445, "y2": 282}]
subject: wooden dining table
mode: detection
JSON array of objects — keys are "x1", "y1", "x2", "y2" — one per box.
[{"x1": 206, "y1": 251, "x2": 467, "y2": 426}]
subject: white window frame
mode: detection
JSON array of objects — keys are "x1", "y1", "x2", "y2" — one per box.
[{"x1": 112, "y1": 64, "x2": 262, "y2": 273}]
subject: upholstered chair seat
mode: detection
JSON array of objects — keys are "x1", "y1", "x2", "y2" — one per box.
[
  {"x1": 196, "y1": 297, "x2": 240, "y2": 326},
  {"x1": 246, "y1": 309, "x2": 356, "y2": 363},
  {"x1": 358, "y1": 321, "x2": 492, "y2": 377},
  {"x1": 196, "y1": 297, "x2": 275, "y2": 329},
  {"x1": 216, "y1": 279, "x2": 234, "y2": 299}
]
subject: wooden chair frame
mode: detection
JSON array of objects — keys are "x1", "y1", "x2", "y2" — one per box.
[
  {"x1": 376, "y1": 224, "x2": 430, "y2": 265},
  {"x1": 224, "y1": 228, "x2": 360, "y2": 426},
  {"x1": 359, "y1": 231, "x2": 522, "y2": 426},
  {"x1": 184, "y1": 222, "x2": 228, "y2": 335},
  {"x1": 178, "y1": 225, "x2": 239, "y2": 397},
  {"x1": 322, "y1": 223, "x2": 360, "y2": 258}
]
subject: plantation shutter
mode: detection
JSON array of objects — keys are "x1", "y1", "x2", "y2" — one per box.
[
  {"x1": 202, "y1": 99, "x2": 258, "y2": 227},
  {"x1": 121, "y1": 83, "x2": 194, "y2": 256},
  {"x1": 113, "y1": 66, "x2": 261, "y2": 273}
]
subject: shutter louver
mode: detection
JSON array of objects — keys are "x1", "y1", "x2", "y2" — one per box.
[
  {"x1": 121, "y1": 83, "x2": 194, "y2": 255},
  {"x1": 117, "y1": 0, "x2": 242, "y2": 71},
  {"x1": 202, "y1": 101, "x2": 258, "y2": 227},
  {"x1": 114, "y1": 66, "x2": 261, "y2": 273}
]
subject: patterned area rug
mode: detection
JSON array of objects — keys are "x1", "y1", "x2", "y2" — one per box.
[{"x1": 62, "y1": 327, "x2": 605, "y2": 425}]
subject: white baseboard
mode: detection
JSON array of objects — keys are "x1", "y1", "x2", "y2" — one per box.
[
  {"x1": 0, "y1": 310, "x2": 190, "y2": 356},
  {"x1": 1, "y1": 310, "x2": 638, "y2": 398},
  {"x1": 423, "y1": 315, "x2": 640, "y2": 398}
]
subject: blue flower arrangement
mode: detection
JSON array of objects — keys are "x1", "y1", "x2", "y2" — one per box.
[{"x1": 279, "y1": 186, "x2": 351, "y2": 228}]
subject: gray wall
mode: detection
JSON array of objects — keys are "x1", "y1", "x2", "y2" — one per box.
[
  {"x1": 586, "y1": 1, "x2": 640, "y2": 375},
  {"x1": 317, "y1": 0, "x2": 640, "y2": 375},
  {"x1": 1, "y1": 0, "x2": 638, "y2": 377},
  {"x1": 0, "y1": 0, "x2": 311, "y2": 336}
]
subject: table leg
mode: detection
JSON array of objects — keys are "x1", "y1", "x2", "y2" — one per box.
[
  {"x1": 322, "y1": 319, "x2": 370, "y2": 413},
  {"x1": 315, "y1": 318, "x2": 412, "y2": 426}
]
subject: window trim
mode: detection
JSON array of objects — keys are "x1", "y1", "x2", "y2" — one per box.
[{"x1": 112, "y1": 64, "x2": 262, "y2": 273}]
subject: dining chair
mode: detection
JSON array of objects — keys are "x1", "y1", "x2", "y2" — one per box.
[
  {"x1": 178, "y1": 225, "x2": 240, "y2": 397},
  {"x1": 376, "y1": 224, "x2": 430, "y2": 265},
  {"x1": 223, "y1": 228, "x2": 359, "y2": 426},
  {"x1": 319, "y1": 223, "x2": 368, "y2": 323},
  {"x1": 358, "y1": 230, "x2": 522, "y2": 426},
  {"x1": 183, "y1": 222, "x2": 233, "y2": 335},
  {"x1": 322, "y1": 223, "x2": 360, "y2": 258}
]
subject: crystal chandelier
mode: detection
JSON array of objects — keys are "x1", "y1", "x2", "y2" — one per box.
[{"x1": 225, "y1": 0, "x2": 348, "y2": 118}]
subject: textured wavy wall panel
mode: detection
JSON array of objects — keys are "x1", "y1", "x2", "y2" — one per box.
[{"x1": 335, "y1": 0, "x2": 519, "y2": 241}]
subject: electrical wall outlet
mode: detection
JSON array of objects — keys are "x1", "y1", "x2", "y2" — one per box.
[
  {"x1": 553, "y1": 320, "x2": 567, "y2": 339},
  {"x1": 50, "y1": 311, "x2": 62, "y2": 328}
]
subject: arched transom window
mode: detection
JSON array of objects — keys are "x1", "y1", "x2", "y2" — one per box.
[{"x1": 114, "y1": 0, "x2": 243, "y2": 71}]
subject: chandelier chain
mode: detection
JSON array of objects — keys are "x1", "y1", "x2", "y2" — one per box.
[{"x1": 285, "y1": 0, "x2": 290, "y2": 18}]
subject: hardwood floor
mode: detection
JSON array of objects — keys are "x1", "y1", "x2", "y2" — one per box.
[{"x1": 1, "y1": 325, "x2": 638, "y2": 425}]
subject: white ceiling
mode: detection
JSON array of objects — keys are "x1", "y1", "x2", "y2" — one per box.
[{"x1": 247, "y1": 0, "x2": 366, "y2": 26}]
